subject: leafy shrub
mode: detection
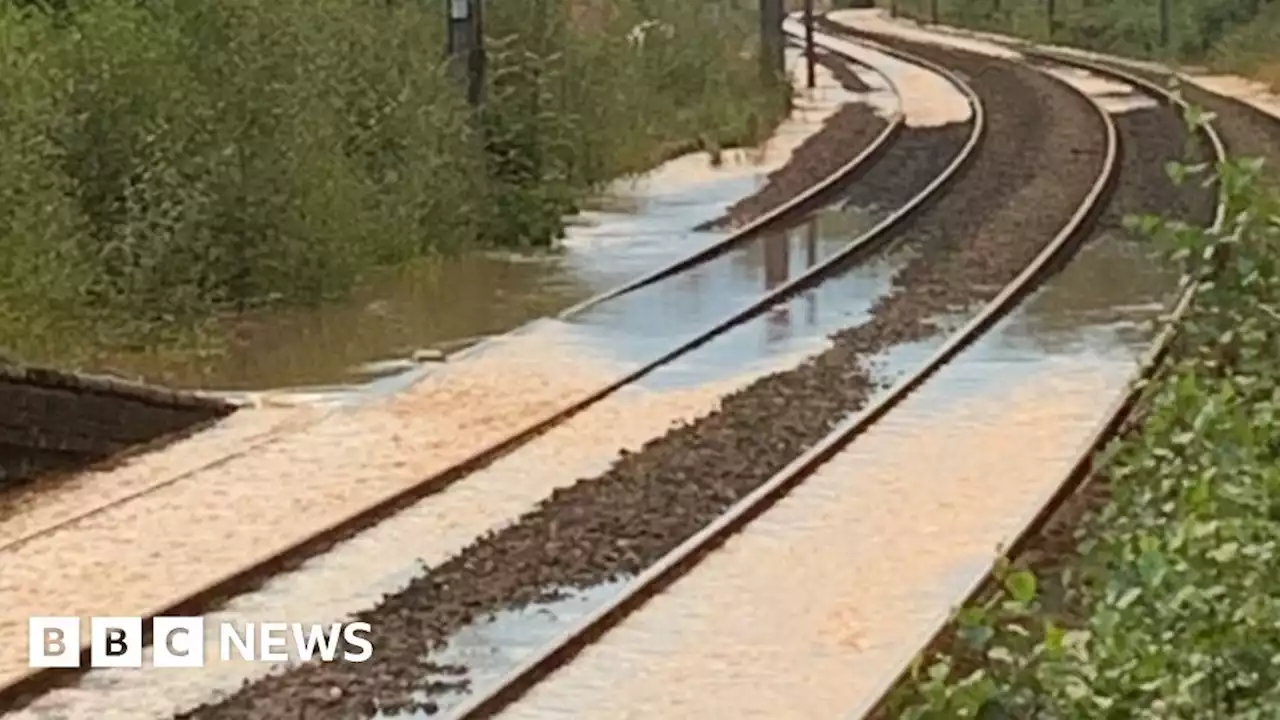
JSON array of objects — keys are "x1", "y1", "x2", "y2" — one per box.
[
  {"x1": 0, "y1": 0, "x2": 787, "y2": 361},
  {"x1": 885, "y1": 0, "x2": 1270, "y2": 60}
]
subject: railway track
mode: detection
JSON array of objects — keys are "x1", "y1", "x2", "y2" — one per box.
[
  {"x1": 852, "y1": 49, "x2": 1231, "y2": 720},
  {"x1": 0, "y1": 46, "x2": 900, "y2": 552},
  {"x1": 443, "y1": 35, "x2": 1125, "y2": 720},
  {"x1": 0, "y1": 31, "x2": 984, "y2": 714},
  {"x1": 142, "y1": 26, "x2": 1119, "y2": 720},
  {"x1": 436, "y1": 35, "x2": 1227, "y2": 720},
  {"x1": 5, "y1": 14, "x2": 1263, "y2": 719}
]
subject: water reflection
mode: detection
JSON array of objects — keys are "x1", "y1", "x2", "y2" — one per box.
[
  {"x1": 372, "y1": 582, "x2": 629, "y2": 718},
  {"x1": 82, "y1": 254, "x2": 592, "y2": 392},
  {"x1": 1007, "y1": 233, "x2": 1179, "y2": 355},
  {"x1": 762, "y1": 219, "x2": 822, "y2": 345},
  {"x1": 398, "y1": 232, "x2": 1187, "y2": 720}
]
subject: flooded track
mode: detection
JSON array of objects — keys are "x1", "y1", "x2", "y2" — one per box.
[
  {"x1": 82, "y1": 48, "x2": 896, "y2": 396},
  {"x1": 448, "y1": 38, "x2": 1222, "y2": 720},
  {"x1": 140, "y1": 27, "x2": 1115, "y2": 720},
  {"x1": 0, "y1": 30, "x2": 986, "y2": 714},
  {"x1": 3, "y1": 10, "x2": 1259, "y2": 719}
]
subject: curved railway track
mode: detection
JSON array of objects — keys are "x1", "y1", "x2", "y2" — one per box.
[
  {"x1": 443, "y1": 34, "x2": 1230, "y2": 720},
  {"x1": 150, "y1": 25, "x2": 1116, "y2": 720},
  {"x1": 4, "y1": 16, "x2": 1261, "y2": 720},
  {"x1": 850, "y1": 48, "x2": 1232, "y2": 720},
  {"x1": 0, "y1": 30, "x2": 985, "y2": 713},
  {"x1": 0, "y1": 48, "x2": 906, "y2": 557},
  {"x1": 445, "y1": 39, "x2": 1122, "y2": 720}
]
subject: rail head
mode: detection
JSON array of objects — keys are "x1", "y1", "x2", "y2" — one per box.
[
  {"x1": 846, "y1": 50, "x2": 1228, "y2": 720},
  {"x1": 447, "y1": 39, "x2": 1117, "y2": 720}
]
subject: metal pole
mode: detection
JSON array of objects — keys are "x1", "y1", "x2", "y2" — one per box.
[
  {"x1": 1159, "y1": 0, "x2": 1170, "y2": 51},
  {"x1": 471, "y1": 0, "x2": 486, "y2": 105},
  {"x1": 759, "y1": 0, "x2": 785, "y2": 86},
  {"x1": 804, "y1": 0, "x2": 816, "y2": 89},
  {"x1": 930, "y1": 0, "x2": 939, "y2": 24},
  {"x1": 1046, "y1": 0, "x2": 1056, "y2": 38},
  {"x1": 446, "y1": 0, "x2": 485, "y2": 106}
]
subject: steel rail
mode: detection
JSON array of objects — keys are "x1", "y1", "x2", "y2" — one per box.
[
  {"x1": 843, "y1": 50, "x2": 1229, "y2": 720},
  {"x1": 0, "y1": 33, "x2": 986, "y2": 714},
  {"x1": 0, "y1": 32, "x2": 911, "y2": 567},
  {"x1": 447, "y1": 46, "x2": 1120, "y2": 720},
  {"x1": 556, "y1": 40, "x2": 907, "y2": 318}
]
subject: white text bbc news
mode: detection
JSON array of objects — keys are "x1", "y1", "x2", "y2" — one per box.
[{"x1": 29, "y1": 617, "x2": 373, "y2": 668}]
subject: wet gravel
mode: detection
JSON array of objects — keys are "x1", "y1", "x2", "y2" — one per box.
[
  {"x1": 703, "y1": 50, "x2": 892, "y2": 230},
  {"x1": 176, "y1": 39, "x2": 1108, "y2": 720},
  {"x1": 1088, "y1": 99, "x2": 1216, "y2": 239}
]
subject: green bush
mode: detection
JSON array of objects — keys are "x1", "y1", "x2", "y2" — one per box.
[
  {"x1": 885, "y1": 0, "x2": 1269, "y2": 60},
  {"x1": 0, "y1": 0, "x2": 787, "y2": 361}
]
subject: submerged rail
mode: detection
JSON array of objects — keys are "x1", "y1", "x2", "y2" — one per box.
[{"x1": 446, "y1": 33, "x2": 1115, "y2": 719}]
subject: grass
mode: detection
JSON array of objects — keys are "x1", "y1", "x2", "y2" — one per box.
[{"x1": 0, "y1": 0, "x2": 789, "y2": 367}]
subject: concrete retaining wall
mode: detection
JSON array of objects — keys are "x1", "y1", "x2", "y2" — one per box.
[{"x1": 0, "y1": 364, "x2": 234, "y2": 486}]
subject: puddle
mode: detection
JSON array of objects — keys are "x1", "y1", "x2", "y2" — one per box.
[
  {"x1": 827, "y1": 8, "x2": 1026, "y2": 61},
  {"x1": 448, "y1": 232, "x2": 1182, "y2": 719},
  {"x1": 856, "y1": 231, "x2": 1179, "y2": 406},
  {"x1": 11, "y1": 195, "x2": 928, "y2": 720},
  {"x1": 799, "y1": 23, "x2": 973, "y2": 127},
  {"x1": 560, "y1": 202, "x2": 886, "y2": 374},
  {"x1": 11, "y1": 179, "x2": 1185, "y2": 720},
  {"x1": 371, "y1": 582, "x2": 628, "y2": 718},
  {"x1": 1035, "y1": 62, "x2": 1160, "y2": 113}
]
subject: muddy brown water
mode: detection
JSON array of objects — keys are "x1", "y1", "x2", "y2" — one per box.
[
  {"x1": 70, "y1": 50, "x2": 881, "y2": 398},
  {"x1": 461, "y1": 79, "x2": 1213, "y2": 720},
  {"x1": 111, "y1": 38, "x2": 1102, "y2": 719}
]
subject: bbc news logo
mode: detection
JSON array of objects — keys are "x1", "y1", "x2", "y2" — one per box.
[{"x1": 29, "y1": 617, "x2": 373, "y2": 668}]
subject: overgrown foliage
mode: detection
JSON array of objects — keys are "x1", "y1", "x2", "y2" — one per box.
[
  {"x1": 0, "y1": 0, "x2": 787, "y2": 361},
  {"x1": 883, "y1": 0, "x2": 1272, "y2": 62},
  {"x1": 887, "y1": 110, "x2": 1280, "y2": 717}
]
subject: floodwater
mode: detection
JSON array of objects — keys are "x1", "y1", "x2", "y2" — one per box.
[
  {"x1": 0, "y1": 48, "x2": 909, "y2": 709},
  {"x1": 78, "y1": 47, "x2": 873, "y2": 397},
  {"x1": 487, "y1": 233, "x2": 1184, "y2": 720},
  {"x1": 545, "y1": 202, "x2": 890, "y2": 390},
  {"x1": 4, "y1": 165, "x2": 950, "y2": 720}
]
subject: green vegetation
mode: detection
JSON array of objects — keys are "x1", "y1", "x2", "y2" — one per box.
[
  {"x1": 0, "y1": 0, "x2": 788, "y2": 363},
  {"x1": 886, "y1": 113, "x2": 1280, "y2": 716},
  {"x1": 882, "y1": 0, "x2": 1280, "y2": 72}
]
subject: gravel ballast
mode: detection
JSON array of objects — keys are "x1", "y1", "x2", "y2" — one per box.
[
  {"x1": 178, "y1": 40, "x2": 1108, "y2": 720},
  {"x1": 702, "y1": 49, "x2": 894, "y2": 230}
]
